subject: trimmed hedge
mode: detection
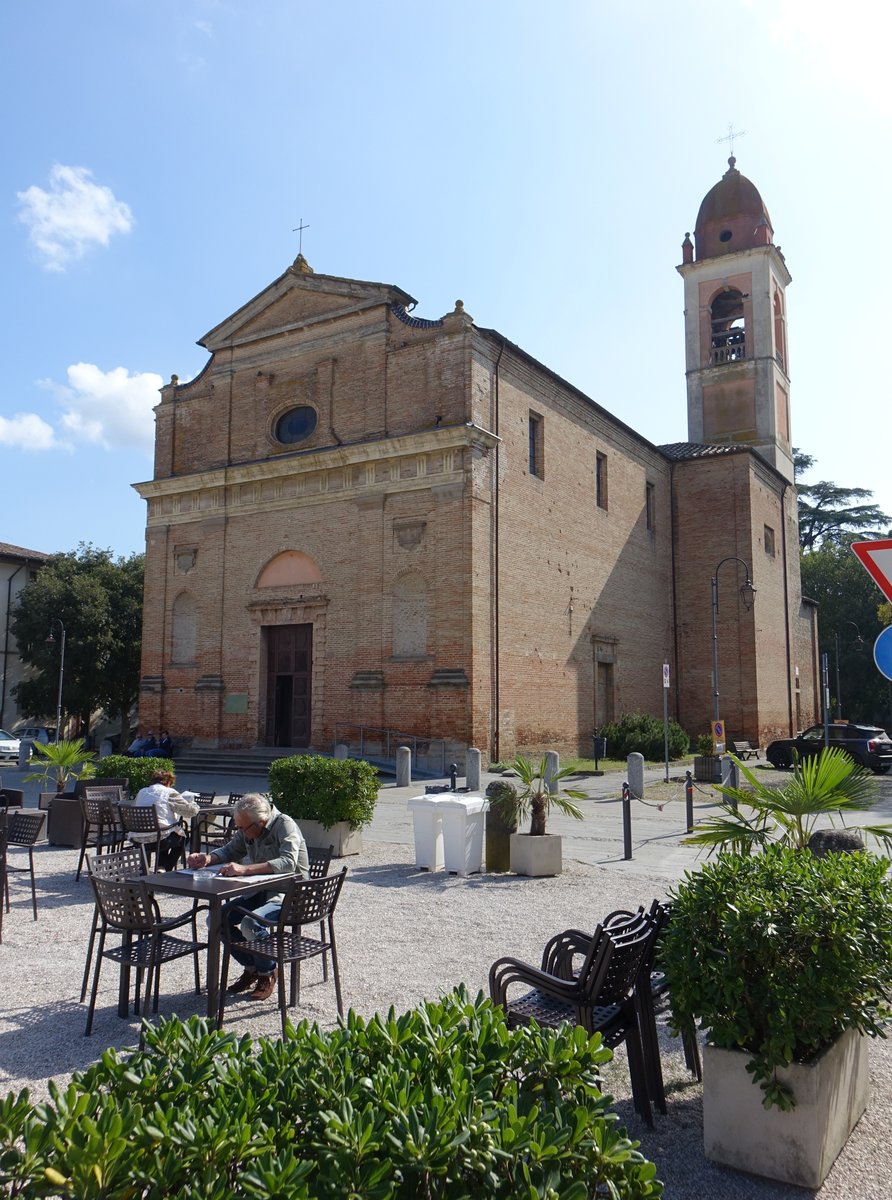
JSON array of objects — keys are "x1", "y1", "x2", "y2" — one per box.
[
  {"x1": 599, "y1": 713, "x2": 689, "y2": 761},
  {"x1": 94, "y1": 755, "x2": 177, "y2": 794},
  {"x1": 269, "y1": 754, "x2": 378, "y2": 831},
  {"x1": 0, "y1": 991, "x2": 662, "y2": 1198}
]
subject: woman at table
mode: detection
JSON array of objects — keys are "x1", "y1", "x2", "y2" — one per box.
[{"x1": 133, "y1": 768, "x2": 188, "y2": 870}]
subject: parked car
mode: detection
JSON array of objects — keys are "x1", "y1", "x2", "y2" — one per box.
[
  {"x1": 11, "y1": 724, "x2": 54, "y2": 745},
  {"x1": 0, "y1": 728, "x2": 21, "y2": 761},
  {"x1": 765, "y1": 723, "x2": 892, "y2": 774}
]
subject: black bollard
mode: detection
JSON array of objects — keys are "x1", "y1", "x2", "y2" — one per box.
[
  {"x1": 621, "y1": 782, "x2": 632, "y2": 860},
  {"x1": 685, "y1": 770, "x2": 694, "y2": 833},
  {"x1": 449, "y1": 762, "x2": 458, "y2": 792}
]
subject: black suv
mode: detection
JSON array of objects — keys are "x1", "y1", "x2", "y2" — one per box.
[{"x1": 765, "y1": 723, "x2": 892, "y2": 774}]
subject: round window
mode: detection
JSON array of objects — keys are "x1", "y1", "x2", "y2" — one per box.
[
  {"x1": 274, "y1": 406, "x2": 317, "y2": 445},
  {"x1": 719, "y1": 229, "x2": 733, "y2": 243}
]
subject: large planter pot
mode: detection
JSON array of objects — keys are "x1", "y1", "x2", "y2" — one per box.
[
  {"x1": 693, "y1": 755, "x2": 722, "y2": 783},
  {"x1": 703, "y1": 1029, "x2": 869, "y2": 1188},
  {"x1": 297, "y1": 819, "x2": 362, "y2": 857},
  {"x1": 509, "y1": 832, "x2": 562, "y2": 877},
  {"x1": 485, "y1": 808, "x2": 517, "y2": 872}
]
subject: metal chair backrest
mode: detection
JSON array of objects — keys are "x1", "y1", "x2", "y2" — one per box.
[
  {"x1": 84, "y1": 785, "x2": 124, "y2": 807},
  {"x1": 278, "y1": 867, "x2": 347, "y2": 925},
  {"x1": 89, "y1": 874, "x2": 155, "y2": 932},
  {"x1": 86, "y1": 845, "x2": 147, "y2": 881},
  {"x1": 194, "y1": 792, "x2": 217, "y2": 807},
  {"x1": 82, "y1": 793, "x2": 119, "y2": 829},
  {"x1": 307, "y1": 845, "x2": 334, "y2": 878},
  {"x1": 591, "y1": 922, "x2": 655, "y2": 1008},
  {"x1": 6, "y1": 810, "x2": 47, "y2": 847},
  {"x1": 227, "y1": 792, "x2": 245, "y2": 805},
  {"x1": 118, "y1": 804, "x2": 162, "y2": 835}
]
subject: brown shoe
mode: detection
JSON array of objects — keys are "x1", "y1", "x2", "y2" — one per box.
[
  {"x1": 226, "y1": 969, "x2": 259, "y2": 995},
  {"x1": 248, "y1": 969, "x2": 278, "y2": 1001}
]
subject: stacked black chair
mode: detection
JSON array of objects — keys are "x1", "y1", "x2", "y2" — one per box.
[{"x1": 76, "y1": 789, "x2": 125, "y2": 881}]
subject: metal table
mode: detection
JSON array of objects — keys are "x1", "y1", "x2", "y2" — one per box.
[{"x1": 139, "y1": 869, "x2": 298, "y2": 1019}]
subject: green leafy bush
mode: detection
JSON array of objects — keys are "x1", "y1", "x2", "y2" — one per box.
[
  {"x1": 695, "y1": 733, "x2": 714, "y2": 757},
  {"x1": 94, "y1": 755, "x2": 176, "y2": 794},
  {"x1": 269, "y1": 754, "x2": 378, "y2": 830},
  {"x1": 599, "y1": 713, "x2": 689, "y2": 761},
  {"x1": 0, "y1": 991, "x2": 662, "y2": 1198},
  {"x1": 661, "y1": 845, "x2": 892, "y2": 1109}
]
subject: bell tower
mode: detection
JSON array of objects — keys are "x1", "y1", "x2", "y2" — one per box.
[{"x1": 678, "y1": 157, "x2": 794, "y2": 482}]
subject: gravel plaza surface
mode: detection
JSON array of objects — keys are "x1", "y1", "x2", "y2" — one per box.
[{"x1": 1, "y1": 762, "x2": 891, "y2": 1198}]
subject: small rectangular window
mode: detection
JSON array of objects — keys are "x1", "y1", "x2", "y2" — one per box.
[
  {"x1": 764, "y1": 525, "x2": 776, "y2": 557},
  {"x1": 646, "y1": 482, "x2": 656, "y2": 531},
  {"x1": 596, "y1": 452, "x2": 608, "y2": 510},
  {"x1": 528, "y1": 412, "x2": 543, "y2": 479}
]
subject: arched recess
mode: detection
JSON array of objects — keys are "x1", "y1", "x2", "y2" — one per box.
[
  {"x1": 170, "y1": 591, "x2": 197, "y2": 665},
  {"x1": 256, "y1": 550, "x2": 323, "y2": 588},
  {"x1": 709, "y1": 288, "x2": 747, "y2": 364},
  {"x1": 392, "y1": 571, "x2": 429, "y2": 658}
]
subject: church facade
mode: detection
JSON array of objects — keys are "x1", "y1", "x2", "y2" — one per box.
[{"x1": 135, "y1": 160, "x2": 819, "y2": 761}]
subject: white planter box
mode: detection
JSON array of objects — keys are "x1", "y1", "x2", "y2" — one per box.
[
  {"x1": 509, "y1": 832, "x2": 562, "y2": 877},
  {"x1": 297, "y1": 819, "x2": 362, "y2": 857},
  {"x1": 703, "y1": 1029, "x2": 869, "y2": 1188}
]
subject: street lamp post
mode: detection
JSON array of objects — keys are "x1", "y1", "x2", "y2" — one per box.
[
  {"x1": 833, "y1": 621, "x2": 864, "y2": 720},
  {"x1": 710, "y1": 557, "x2": 757, "y2": 728},
  {"x1": 46, "y1": 618, "x2": 66, "y2": 745}
]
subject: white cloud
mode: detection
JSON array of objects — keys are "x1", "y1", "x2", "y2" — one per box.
[
  {"x1": 17, "y1": 165, "x2": 134, "y2": 271},
  {"x1": 0, "y1": 413, "x2": 58, "y2": 451},
  {"x1": 45, "y1": 363, "x2": 164, "y2": 452}
]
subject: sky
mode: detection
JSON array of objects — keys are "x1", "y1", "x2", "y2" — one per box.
[{"x1": 2, "y1": 0, "x2": 891, "y2": 560}]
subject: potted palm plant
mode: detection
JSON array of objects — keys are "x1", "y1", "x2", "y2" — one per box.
[
  {"x1": 663, "y1": 747, "x2": 892, "y2": 1187},
  {"x1": 489, "y1": 755, "x2": 586, "y2": 876},
  {"x1": 25, "y1": 738, "x2": 97, "y2": 794}
]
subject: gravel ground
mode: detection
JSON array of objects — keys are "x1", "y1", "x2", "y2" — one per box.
[{"x1": 1, "y1": 837, "x2": 890, "y2": 1198}]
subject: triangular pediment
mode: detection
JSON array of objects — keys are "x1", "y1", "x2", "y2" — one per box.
[{"x1": 200, "y1": 262, "x2": 416, "y2": 350}]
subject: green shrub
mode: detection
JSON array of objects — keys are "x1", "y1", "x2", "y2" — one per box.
[
  {"x1": 661, "y1": 845, "x2": 892, "y2": 1109},
  {"x1": 695, "y1": 733, "x2": 714, "y2": 757},
  {"x1": 599, "y1": 713, "x2": 689, "y2": 761},
  {"x1": 0, "y1": 991, "x2": 662, "y2": 1198},
  {"x1": 269, "y1": 754, "x2": 378, "y2": 830},
  {"x1": 94, "y1": 755, "x2": 176, "y2": 794}
]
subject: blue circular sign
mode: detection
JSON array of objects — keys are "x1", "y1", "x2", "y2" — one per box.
[{"x1": 874, "y1": 626, "x2": 892, "y2": 682}]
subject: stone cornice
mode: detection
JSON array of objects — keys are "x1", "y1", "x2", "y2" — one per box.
[{"x1": 133, "y1": 423, "x2": 499, "y2": 527}]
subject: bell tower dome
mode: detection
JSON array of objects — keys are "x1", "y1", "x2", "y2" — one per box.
[{"x1": 677, "y1": 157, "x2": 793, "y2": 481}]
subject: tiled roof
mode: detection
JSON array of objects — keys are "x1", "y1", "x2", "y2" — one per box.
[
  {"x1": 0, "y1": 541, "x2": 51, "y2": 561},
  {"x1": 657, "y1": 442, "x2": 747, "y2": 462}
]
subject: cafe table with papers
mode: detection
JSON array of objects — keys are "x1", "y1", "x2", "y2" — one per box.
[{"x1": 137, "y1": 865, "x2": 299, "y2": 1019}]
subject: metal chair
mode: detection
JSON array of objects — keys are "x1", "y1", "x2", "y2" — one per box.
[
  {"x1": 118, "y1": 803, "x2": 185, "y2": 870},
  {"x1": 194, "y1": 792, "x2": 217, "y2": 806},
  {"x1": 4, "y1": 810, "x2": 47, "y2": 921},
  {"x1": 307, "y1": 845, "x2": 334, "y2": 978},
  {"x1": 81, "y1": 845, "x2": 148, "y2": 1002},
  {"x1": 84, "y1": 871, "x2": 205, "y2": 1042},
  {"x1": 76, "y1": 789, "x2": 124, "y2": 881},
  {"x1": 192, "y1": 809, "x2": 234, "y2": 855},
  {"x1": 227, "y1": 793, "x2": 245, "y2": 805},
  {"x1": 218, "y1": 868, "x2": 347, "y2": 1036},
  {"x1": 489, "y1": 918, "x2": 656, "y2": 1125}
]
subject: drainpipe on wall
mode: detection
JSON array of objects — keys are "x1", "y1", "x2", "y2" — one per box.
[{"x1": 491, "y1": 339, "x2": 504, "y2": 762}]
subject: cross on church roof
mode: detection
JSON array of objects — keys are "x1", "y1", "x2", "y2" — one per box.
[
  {"x1": 292, "y1": 217, "x2": 310, "y2": 253},
  {"x1": 716, "y1": 123, "x2": 747, "y2": 158}
]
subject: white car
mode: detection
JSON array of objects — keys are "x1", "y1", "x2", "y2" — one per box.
[
  {"x1": 12, "y1": 725, "x2": 53, "y2": 745},
  {"x1": 0, "y1": 728, "x2": 21, "y2": 761}
]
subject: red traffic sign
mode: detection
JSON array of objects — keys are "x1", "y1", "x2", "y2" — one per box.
[{"x1": 851, "y1": 539, "x2": 892, "y2": 604}]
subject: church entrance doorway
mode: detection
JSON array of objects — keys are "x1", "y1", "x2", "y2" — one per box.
[{"x1": 265, "y1": 624, "x2": 312, "y2": 747}]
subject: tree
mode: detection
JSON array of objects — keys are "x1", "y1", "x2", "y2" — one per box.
[
  {"x1": 800, "y1": 542, "x2": 888, "y2": 724},
  {"x1": 10, "y1": 544, "x2": 144, "y2": 741},
  {"x1": 795, "y1": 450, "x2": 890, "y2": 552}
]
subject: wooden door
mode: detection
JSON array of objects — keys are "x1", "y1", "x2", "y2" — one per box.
[{"x1": 265, "y1": 624, "x2": 312, "y2": 747}]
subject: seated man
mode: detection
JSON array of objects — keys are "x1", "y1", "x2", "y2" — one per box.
[{"x1": 187, "y1": 793, "x2": 309, "y2": 1001}]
